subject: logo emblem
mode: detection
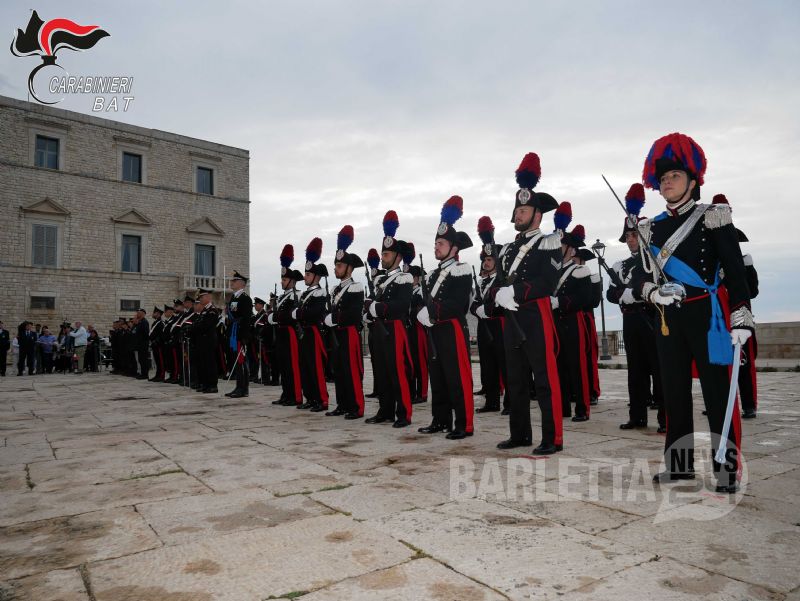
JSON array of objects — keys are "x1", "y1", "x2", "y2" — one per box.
[
  {"x1": 383, "y1": 235, "x2": 393, "y2": 249},
  {"x1": 10, "y1": 10, "x2": 110, "y2": 105},
  {"x1": 517, "y1": 189, "x2": 532, "y2": 204},
  {"x1": 437, "y1": 222, "x2": 449, "y2": 236},
  {"x1": 335, "y1": 249, "x2": 345, "y2": 261},
  {"x1": 281, "y1": 266, "x2": 287, "y2": 276},
  {"x1": 305, "y1": 260, "x2": 313, "y2": 271},
  {"x1": 483, "y1": 243, "x2": 493, "y2": 256}
]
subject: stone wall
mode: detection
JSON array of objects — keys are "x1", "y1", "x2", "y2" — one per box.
[{"x1": 0, "y1": 95, "x2": 249, "y2": 331}]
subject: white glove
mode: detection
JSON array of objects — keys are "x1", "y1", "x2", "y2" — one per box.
[
  {"x1": 368, "y1": 302, "x2": 378, "y2": 318},
  {"x1": 324, "y1": 314, "x2": 335, "y2": 327},
  {"x1": 267, "y1": 314, "x2": 276, "y2": 325},
  {"x1": 620, "y1": 289, "x2": 636, "y2": 305},
  {"x1": 362, "y1": 312, "x2": 370, "y2": 326},
  {"x1": 291, "y1": 309, "x2": 298, "y2": 319},
  {"x1": 550, "y1": 296, "x2": 559, "y2": 309},
  {"x1": 731, "y1": 328, "x2": 752, "y2": 346},
  {"x1": 417, "y1": 307, "x2": 433, "y2": 328},
  {"x1": 476, "y1": 305, "x2": 488, "y2": 319},
  {"x1": 495, "y1": 286, "x2": 518, "y2": 311},
  {"x1": 650, "y1": 290, "x2": 680, "y2": 306}
]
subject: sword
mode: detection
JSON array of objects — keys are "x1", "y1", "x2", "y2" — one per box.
[
  {"x1": 601, "y1": 175, "x2": 685, "y2": 302},
  {"x1": 226, "y1": 344, "x2": 246, "y2": 383},
  {"x1": 715, "y1": 342, "x2": 742, "y2": 465}
]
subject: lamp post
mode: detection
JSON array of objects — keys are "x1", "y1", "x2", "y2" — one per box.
[{"x1": 591, "y1": 238, "x2": 613, "y2": 360}]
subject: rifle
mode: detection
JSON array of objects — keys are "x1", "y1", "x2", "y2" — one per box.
[
  {"x1": 365, "y1": 265, "x2": 389, "y2": 338},
  {"x1": 323, "y1": 276, "x2": 339, "y2": 351},
  {"x1": 601, "y1": 175, "x2": 685, "y2": 303},
  {"x1": 594, "y1": 252, "x2": 625, "y2": 289},
  {"x1": 494, "y1": 251, "x2": 527, "y2": 348},
  {"x1": 472, "y1": 265, "x2": 493, "y2": 344},
  {"x1": 418, "y1": 254, "x2": 439, "y2": 361}
]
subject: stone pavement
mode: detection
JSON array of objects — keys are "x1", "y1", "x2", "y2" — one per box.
[{"x1": 1, "y1": 366, "x2": 799, "y2": 600}]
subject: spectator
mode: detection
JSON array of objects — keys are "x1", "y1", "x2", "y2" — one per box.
[
  {"x1": 36, "y1": 326, "x2": 57, "y2": 374},
  {"x1": 34, "y1": 323, "x2": 43, "y2": 374},
  {"x1": 85, "y1": 325, "x2": 101, "y2": 372},
  {"x1": 56, "y1": 325, "x2": 74, "y2": 373},
  {"x1": 0, "y1": 320, "x2": 10, "y2": 376},
  {"x1": 17, "y1": 321, "x2": 36, "y2": 376},
  {"x1": 69, "y1": 321, "x2": 88, "y2": 374}
]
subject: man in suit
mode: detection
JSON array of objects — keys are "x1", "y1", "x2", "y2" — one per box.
[{"x1": 17, "y1": 321, "x2": 36, "y2": 376}]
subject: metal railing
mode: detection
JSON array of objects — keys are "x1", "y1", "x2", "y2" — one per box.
[{"x1": 183, "y1": 274, "x2": 225, "y2": 291}]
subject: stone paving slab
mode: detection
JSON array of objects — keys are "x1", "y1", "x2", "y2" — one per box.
[
  {"x1": 88, "y1": 514, "x2": 414, "y2": 601},
  {"x1": 1, "y1": 368, "x2": 798, "y2": 600},
  {"x1": 300, "y1": 557, "x2": 507, "y2": 600},
  {"x1": 0, "y1": 506, "x2": 160, "y2": 580},
  {"x1": 0, "y1": 568, "x2": 89, "y2": 601}
]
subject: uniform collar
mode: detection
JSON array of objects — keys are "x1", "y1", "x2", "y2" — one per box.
[
  {"x1": 306, "y1": 284, "x2": 321, "y2": 292},
  {"x1": 340, "y1": 277, "x2": 353, "y2": 286},
  {"x1": 666, "y1": 198, "x2": 696, "y2": 217},
  {"x1": 438, "y1": 257, "x2": 456, "y2": 269},
  {"x1": 205, "y1": 302, "x2": 213, "y2": 309},
  {"x1": 233, "y1": 288, "x2": 245, "y2": 298},
  {"x1": 523, "y1": 228, "x2": 541, "y2": 239},
  {"x1": 386, "y1": 267, "x2": 402, "y2": 277}
]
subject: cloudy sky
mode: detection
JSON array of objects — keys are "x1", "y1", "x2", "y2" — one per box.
[{"x1": 2, "y1": 1, "x2": 798, "y2": 329}]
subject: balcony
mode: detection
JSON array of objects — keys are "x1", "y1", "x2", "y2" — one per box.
[{"x1": 183, "y1": 274, "x2": 227, "y2": 292}]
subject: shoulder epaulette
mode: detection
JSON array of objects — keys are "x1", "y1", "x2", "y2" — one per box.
[
  {"x1": 538, "y1": 232, "x2": 562, "y2": 251},
  {"x1": 346, "y1": 282, "x2": 364, "y2": 293},
  {"x1": 590, "y1": 272, "x2": 600, "y2": 283},
  {"x1": 394, "y1": 272, "x2": 413, "y2": 285},
  {"x1": 611, "y1": 260, "x2": 623, "y2": 273},
  {"x1": 309, "y1": 288, "x2": 326, "y2": 298},
  {"x1": 743, "y1": 253, "x2": 753, "y2": 267},
  {"x1": 450, "y1": 262, "x2": 472, "y2": 277},
  {"x1": 704, "y1": 203, "x2": 733, "y2": 229},
  {"x1": 572, "y1": 264, "x2": 591, "y2": 279}
]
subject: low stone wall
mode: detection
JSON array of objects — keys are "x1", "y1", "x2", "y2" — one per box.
[{"x1": 755, "y1": 322, "x2": 800, "y2": 359}]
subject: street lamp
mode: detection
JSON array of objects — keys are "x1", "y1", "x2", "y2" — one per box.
[{"x1": 591, "y1": 238, "x2": 613, "y2": 360}]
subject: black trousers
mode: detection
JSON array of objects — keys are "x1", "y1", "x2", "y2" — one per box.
[
  {"x1": 42, "y1": 353, "x2": 54, "y2": 374},
  {"x1": 477, "y1": 317, "x2": 508, "y2": 409},
  {"x1": 199, "y1": 340, "x2": 218, "y2": 389},
  {"x1": 0, "y1": 348, "x2": 8, "y2": 375},
  {"x1": 18, "y1": 348, "x2": 34, "y2": 375},
  {"x1": 277, "y1": 326, "x2": 303, "y2": 404},
  {"x1": 623, "y1": 309, "x2": 665, "y2": 426},
  {"x1": 656, "y1": 298, "x2": 740, "y2": 485},
  {"x1": 739, "y1": 334, "x2": 758, "y2": 412},
  {"x1": 136, "y1": 348, "x2": 150, "y2": 377},
  {"x1": 151, "y1": 345, "x2": 165, "y2": 379},
  {"x1": 374, "y1": 320, "x2": 413, "y2": 422},
  {"x1": 230, "y1": 340, "x2": 249, "y2": 393},
  {"x1": 407, "y1": 321, "x2": 429, "y2": 400},
  {"x1": 300, "y1": 326, "x2": 327, "y2": 406},
  {"x1": 367, "y1": 324, "x2": 384, "y2": 398},
  {"x1": 429, "y1": 318, "x2": 474, "y2": 433},
  {"x1": 556, "y1": 313, "x2": 590, "y2": 418},
  {"x1": 505, "y1": 300, "x2": 563, "y2": 446},
  {"x1": 333, "y1": 326, "x2": 364, "y2": 415}
]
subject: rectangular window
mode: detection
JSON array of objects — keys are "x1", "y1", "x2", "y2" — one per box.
[
  {"x1": 194, "y1": 244, "x2": 215, "y2": 276},
  {"x1": 120, "y1": 299, "x2": 140, "y2": 312},
  {"x1": 122, "y1": 152, "x2": 142, "y2": 183},
  {"x1": 35, "y1": 135, "x2": 59, "y2": 169},
  {"x1": 121, "y1": 234, "x2": 142, "y2": 272},
  {"x1": 32, "y1": 224, "x2": 58, "y2": 267},
  {"x1": 196, "y1": 167, "x2": 214, "y2": 195},
  {"x1": 30, "y1": 296, "x2": 55, "y2": 310}
]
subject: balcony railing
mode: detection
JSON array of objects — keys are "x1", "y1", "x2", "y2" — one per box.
[{"x1": 183, "y1": 274, "x2": 226, "y2": 292}]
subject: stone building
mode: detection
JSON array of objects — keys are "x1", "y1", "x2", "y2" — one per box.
[{"x1": 0, "y1": 95, "x2": 249, "y2": 333}]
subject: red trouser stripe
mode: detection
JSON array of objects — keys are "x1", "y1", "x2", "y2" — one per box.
[
  {"x1": 587, "y1": 313, "x2": 601, "y2": 396},
  {"x1": 415, "y1": 321, "x2": 429, "y2": 397},
  {"x1": 393, "y1": 321, "x2": 413, "y2": 421},
  {"x1": 537, "y1": 297, "x2": 563, "y2": 446},
  {"x1": 451, "y1": 319, "x2": 474, "y2": 434},
  {"x1": 311, "y1": 326, "x2": 329, "y2": 406},
  {"x1": 347, "y1": 326, "x2": 365, "y2": 416},
  {"x1": 287, "y1": 327, "x2": 302, "y2": 403},
  {"x1": 576, "y1": 313, "x2": 591, "y2": 417}
]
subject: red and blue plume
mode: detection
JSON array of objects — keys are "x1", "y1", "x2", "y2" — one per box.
[
  {"x1": 337, "y1": 225, "x2": 354, "y2": 251},
  {"x1": 402, "y1": 242, "x2": 416, "y2": 265},
  {"x1": 305, "y1": 237, "x2": 322, "y2": 264},
  {"x1": 571, "y1": 225, "x2": 586, "y2": 243},
  {"x1": 280, "y1": 244, "x2": 294, "y2": 268},
  {"x1": 440, "y1": 195, "x2": 464, "y2": 226},
  {"x1": 554, "y1": 201, "x2": 572, "y2": 231},
  {"x1": 383, "y1": 210, "x2": 399, "y2": 237},
  {"x1": 624, "y1": 183, "x2": 645, "y2": 217},
  {"x1": 477, "y1": 216, "x2": 495, "y2": 244},
  {"x1": 515, "y1": 152, "x2": 541, "y2": 189},
  {"x1": 367, "y1": 248, "x2": 380, "y2": 270},
  {"x1": 642, "y1": 132, "x2": 707, "y2": 190},
  {"x1": 712, "y1": 194, "x2": 729, "y2": 205}
]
